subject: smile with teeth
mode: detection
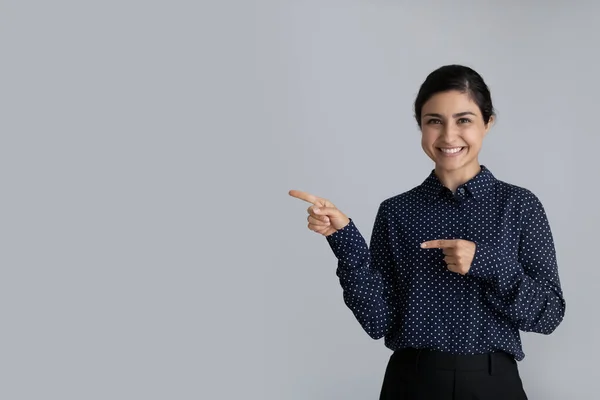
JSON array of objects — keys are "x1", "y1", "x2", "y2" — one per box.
[{"x1": 439, "y1": 147, "x2": 465, "y2": 155}]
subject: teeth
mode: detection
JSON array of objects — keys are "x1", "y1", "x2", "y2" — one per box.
[{"x1": 440, "y1": 147, "x2": 463, "y2": 154}]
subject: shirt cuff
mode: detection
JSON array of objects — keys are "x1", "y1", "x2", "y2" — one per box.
[
  {"x1": 325, "y1": 219, "x2": 369, "y2": 269},
  {"x1": 468, "y1": 242, "x2": 524, "y2": 282}
]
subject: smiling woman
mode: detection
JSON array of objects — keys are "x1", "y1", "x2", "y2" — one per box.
[
  {"x1": 416, "y1": 65, "x2": 496, "y2": 193},
  {"x1": 289, "y1": 65, "x2": 565, "y2": 400}
]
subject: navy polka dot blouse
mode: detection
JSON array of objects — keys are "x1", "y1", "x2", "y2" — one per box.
[{"x1": 325, "y1": 165, "x2": 565, "y2": 361}]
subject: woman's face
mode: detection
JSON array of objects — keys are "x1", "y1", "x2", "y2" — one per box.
[{"x1": 420, "y1": 90, "x2": 493, "y2": 174}]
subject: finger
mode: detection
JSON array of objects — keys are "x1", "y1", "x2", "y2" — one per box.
[
  {"x1": 289, "y1": 190, "x2": 322, "y2": 205},
  {"x1": 421, "y1": 239, "x2": 457, "y2": 249},
  {"x1": 307, "y1": 213, "x2": 329, "y2": 222},
  {"x1": 447, "y1": 263, "x2": 468, "y2": 275},
  {"x1": 443, "y1": 256, "x2": 457, "y2": 264},
  {"x1": 308, "y1": 215, "x2": 330, "y2": 226},
  {"x1": 309, "y1": 223, "x2": 332, "y2": 235},
  {"x1": 313, "y1": 206, "x2": 341, "y2": 217},
  {"x1": 442, "y1": 247, "x2": 457, "y2": 256},
  {"x1": 307, "y1": 205, "x2": 330, "y2": 221}
]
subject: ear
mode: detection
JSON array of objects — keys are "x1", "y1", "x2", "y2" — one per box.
[{"x1": 483, "y1": 115, "x2": 495, "y2": 137}]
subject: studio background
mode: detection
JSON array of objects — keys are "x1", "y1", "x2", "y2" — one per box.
[{"x1": 2, "y1": 1, "x2": 596, "y2": 399}]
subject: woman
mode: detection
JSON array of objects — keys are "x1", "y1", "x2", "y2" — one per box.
[{"x1": 289, "y1": 65, "x2": 566, "y2": 399}]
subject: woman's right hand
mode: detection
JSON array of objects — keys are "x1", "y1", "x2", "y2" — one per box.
[{"x1": 289, "y1": 190, "x2": 350, "y2": 237}]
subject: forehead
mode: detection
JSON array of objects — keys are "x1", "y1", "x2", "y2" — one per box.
[{"x1": 422, "y1": 90, "x2": 479, "y2": 114}]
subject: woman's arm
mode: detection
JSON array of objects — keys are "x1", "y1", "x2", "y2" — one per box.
[
  {"x1": 468, "y1": 194, "x2": 566, "y2": 334},
  {"x1": 326, "y1": 201, "x2": 398, "y2": 340}
]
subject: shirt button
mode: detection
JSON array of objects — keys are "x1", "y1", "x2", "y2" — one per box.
[
  {"x1": 458, "y1": 187, "x2": 465, "y2": 195},
  {"x1": 454, "y1": 327, "x2": 461, "y2": 334}
]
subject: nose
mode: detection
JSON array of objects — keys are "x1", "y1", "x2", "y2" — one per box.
[{"x1": 441, "y1": 122, "x2": 459, "y2": 139}]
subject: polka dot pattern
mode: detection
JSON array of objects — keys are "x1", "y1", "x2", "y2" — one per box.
[{"x1": 326, "y1": 165, "x2": 565, "y2": 361}]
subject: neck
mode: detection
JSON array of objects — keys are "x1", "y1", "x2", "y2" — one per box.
[{"x1": 435, "y1": 162, "x2": 482, "y2": 193}]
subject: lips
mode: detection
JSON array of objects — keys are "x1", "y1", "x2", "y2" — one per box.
[
  {"x1": 440, "y1": 147, "x2": 463, "y2": 154},
  {"x1": 437, "y1": 146, "x2": 466, "y2": 157}
]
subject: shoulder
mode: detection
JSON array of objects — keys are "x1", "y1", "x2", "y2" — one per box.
[
  {"x1": 376, "y1": 186, "x2": 425, "y2": 216},
  {"x1": 384, "y1": 185, "x2": 423, "y2": 204},
  {"x1": 494, "y1": 178, "x2": 546, "y2": 212}
]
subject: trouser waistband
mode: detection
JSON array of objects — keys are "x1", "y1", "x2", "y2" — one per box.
[{"x1": 392, "y1": 348, "x2": 517, "y2": 375}]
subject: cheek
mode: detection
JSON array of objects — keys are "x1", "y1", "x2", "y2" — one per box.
[
  {"x1": 421, "y1": 130, "x2": 437, "y2": 148},
  {"x1": 462, "y1": 129, "x2": 485, "y2": 148}
]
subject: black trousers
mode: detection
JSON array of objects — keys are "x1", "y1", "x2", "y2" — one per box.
[{"x1": 379, "y1": 348, "x2": 528, "y2": 400}]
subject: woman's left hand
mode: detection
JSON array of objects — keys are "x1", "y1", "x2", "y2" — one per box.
[{"x1": 420, "y1": 239, "x2": 476, "y2": 275}]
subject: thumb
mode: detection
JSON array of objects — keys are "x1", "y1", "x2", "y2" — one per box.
[
  {"x1": 314, "y1": 206, "x2": 350, "y2": 231},
  {"x1": 314, "y1": 206, "x2": 341, "y2": 217}
]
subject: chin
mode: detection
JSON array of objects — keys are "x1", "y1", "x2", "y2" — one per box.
[
  {"x1": 436, "y1": 158, "x2": 480, "y2": 173},
  {"x1": 435, "y1": 163, "x2": 463, "y2": 172}
]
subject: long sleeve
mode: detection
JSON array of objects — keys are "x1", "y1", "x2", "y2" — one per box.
[
  {"x1": 325, "y1": 202, "x2": 397, "y2": 339},
  {"x1": 468, "y1": 194, "x2": 566, "y2": 334}
]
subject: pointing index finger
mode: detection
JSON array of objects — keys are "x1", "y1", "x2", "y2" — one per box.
[
  {"x1": 421, "y1": 239, "x2": 456, "y2": 249},
  {"x1": 289, "y1": 190, "x2": 320, "y2": 205}
]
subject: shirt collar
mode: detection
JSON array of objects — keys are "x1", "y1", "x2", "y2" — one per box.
[{"x1": 419, "y1": 165, "x2": 497, "y2": 199}]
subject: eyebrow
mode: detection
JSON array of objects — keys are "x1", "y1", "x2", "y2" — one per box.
[{"x1": 423, "y1": 111, "x2": 477, "y2": 118}]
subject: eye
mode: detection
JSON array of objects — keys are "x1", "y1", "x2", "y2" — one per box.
[
  {"x1": 426, "y1": 119, "x2": 442, "y2": 125},
  {"x1": 457, "y1": 117, "x2": 471, "y2": 124}
]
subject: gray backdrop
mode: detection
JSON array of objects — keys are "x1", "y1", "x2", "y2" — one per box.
[{"x1": 2, "y1": 1, "x2": 596, "y2": 399}]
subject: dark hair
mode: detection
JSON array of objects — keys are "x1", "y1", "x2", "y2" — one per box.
[{"x1": 414, "y1": 64, "x2": 495, "y2": 128}]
